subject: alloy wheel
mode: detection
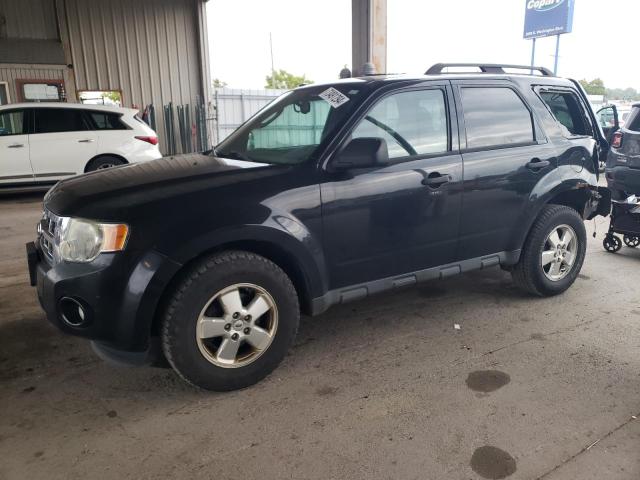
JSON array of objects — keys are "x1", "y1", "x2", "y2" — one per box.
[
  {"x1": 195, "y1": 283, "x2": 278, "y2": 368},
  {"x1": 541, "y1": 224, "x2": 578, "y2": 281}
]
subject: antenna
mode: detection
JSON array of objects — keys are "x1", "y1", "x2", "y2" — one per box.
[{"x1": 269, "y1": 32, "x2": 275, "y2": 79}]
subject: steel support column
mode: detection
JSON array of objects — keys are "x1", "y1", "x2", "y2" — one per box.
[{"x1": 351, "y1": 0, "x2": 387, "y2": 76}]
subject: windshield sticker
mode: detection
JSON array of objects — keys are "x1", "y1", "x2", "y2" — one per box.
[{"x1": 319, "y1": 87, "x2": 350, "y2": 108}]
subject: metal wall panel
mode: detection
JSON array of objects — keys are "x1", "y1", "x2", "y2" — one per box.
[
  {"x1": 59, "y1": 0, "x2": 206, "y2": 154},
  {"x1": 0, "y1": 0, "x2": 58, "y2": 40},
  {"x1": 0, "y1": 64, "x2": 69, "y2": 103},
  {"x1": 0, "y1": 39, "x2": 65, "y2": 64}
]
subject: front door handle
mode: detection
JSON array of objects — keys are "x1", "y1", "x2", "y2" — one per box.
[
  {"x1": 526, "y1": 158, "x2": 550, "y2": 171},
  {"x1": 78, "y1": 139, "x2": 94, "y2": 143},
  {"x1": 422, "y1": 173, "x2": 451, "y2": 188},
  {"x1": 8, "y1": 143, "x2": 24, "y2": 148}
]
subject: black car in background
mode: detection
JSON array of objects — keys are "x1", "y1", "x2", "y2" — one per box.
[
  {"x1": 27, "y1": 63, "x2": 611, "y2": 391},
  {"x1": 603, "y1": 103, "x2": 640, "y2": 199}
]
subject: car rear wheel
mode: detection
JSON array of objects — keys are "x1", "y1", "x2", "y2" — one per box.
[
  {"x1": 512, "y1": 205, "x2": 586, "y2": 296},
  {"x1": 85, "y1": 155, "x2": 126, "y2": 172},
  {"x1": 161, "y1": 251, "x2": 299, "y2": 391}
]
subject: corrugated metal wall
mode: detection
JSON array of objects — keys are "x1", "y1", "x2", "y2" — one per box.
[
  {"x1": 59, "y1": 0, "x2": 206, "y2": 154},
  {"x1": 0, "y1": 0, "x2": 65, "y2": 64},
  {"x1": 0, "y1": 0, "x2": 58, "y2": 39},
  {"x1": 0, "y1": 64, "x2": 70, "y2": 103}
]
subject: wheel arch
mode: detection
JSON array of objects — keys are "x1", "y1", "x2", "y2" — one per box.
[
  {"x1": 84, "y1": 153, "x2": 128, "y2": 172},
  {"x1": 510, "y1": 180, "x2": 598, "y2": 257},
  {"x1": 148, "y1": 234, "x2": 325, "y2": 339},
  {"x1": 545, "y1": 187, "x2": 592, "y2": 218}
]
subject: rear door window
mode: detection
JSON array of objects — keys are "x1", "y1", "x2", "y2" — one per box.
[
  {"x1": 351, "y1": 88, "x2": 449, "y2": 160},
  {"x1": 0, "y1": 110, "x2": 27, "y2": 136},
  {"x1": 461, "y1": 87, "x2": 535, "y2": 149},
  {"x1": 87, "y1": 111, "x2": 127, "y2": 130},
  {"x1": 538, "y1": 90, "x2": 591, "y2": 137},
  {"x1": 33, "y1": 108, "x2": 90, "y2": 134},
  {"x1": 625, "y1": 107, "x2": 640, "y2": 132}
]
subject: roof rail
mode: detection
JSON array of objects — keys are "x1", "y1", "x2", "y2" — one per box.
[{"x1": 425, "y1": 63, "x2": 554, "y2": 77}]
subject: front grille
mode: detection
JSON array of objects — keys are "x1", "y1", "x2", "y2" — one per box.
[{"x1": 38, "y1": 210, "x2": 59, "y2": 264}]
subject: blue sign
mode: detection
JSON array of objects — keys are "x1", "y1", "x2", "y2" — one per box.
[{"x1": 523, "y1": 0, "x2": 575, "y2": 39}]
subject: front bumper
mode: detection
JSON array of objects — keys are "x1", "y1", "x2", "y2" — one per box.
[{"x1": 27, "y1": 240, "x2": 181, "y2": 356}]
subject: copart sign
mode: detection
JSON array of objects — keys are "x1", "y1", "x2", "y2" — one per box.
[{"x1": 523, "y1": 0, "x2": 574, "y2": 39}]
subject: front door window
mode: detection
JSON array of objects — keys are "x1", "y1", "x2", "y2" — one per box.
[{"x1": 351, "y1": 89, "x2": 449, "y2": 160}]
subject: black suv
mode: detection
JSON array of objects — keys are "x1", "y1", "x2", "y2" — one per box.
[{"x1": 27, "y1": 63, "x2": 611, "y2": 391}]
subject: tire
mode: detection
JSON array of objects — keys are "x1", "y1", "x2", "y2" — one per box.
[
  {"x1": 161, "y1": 251, "x2": 299, "y2": 391},
  {"x1": 623, "y1": 235, "x2": 640, "y2": 248},
  {"x1": 604, "y1": 235, "x2": 622, "y2": 253},
  {"x1": 512, "y1": 205, "x2": 586, "y2": 297},
  {"x1": 85, "y1": 155, "x2": 126, "y2": 172}
]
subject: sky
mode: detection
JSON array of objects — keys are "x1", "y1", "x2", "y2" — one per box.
[{"x1": 206, "y1": 0, "x2": 640, "y2": 90}]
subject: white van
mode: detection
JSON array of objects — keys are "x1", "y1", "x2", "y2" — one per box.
[{"x1": 0, "y1": 103, "x2": 162, "y2": 190}]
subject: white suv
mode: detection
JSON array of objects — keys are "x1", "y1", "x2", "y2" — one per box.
[{"x1": 0, "y1": 103, "x2": 162, "y2": 190}]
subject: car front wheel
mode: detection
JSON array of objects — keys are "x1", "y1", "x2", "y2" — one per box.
[
  {"x1": 512, "y1": 205, "x2": 587, "y2": 296},
  {"x1": 161, "y1": 251, "x2": 299, "y2": 391}
]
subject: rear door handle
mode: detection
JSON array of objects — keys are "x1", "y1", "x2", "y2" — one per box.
[
  {"x1": 78, "y1": 139, "x2": 94, "y2": 143},
  {"x1": 526, "y1": 158, "x2": 550, "y2": 171},
  {"x1": 8, "y1": 143, "x2": 24, "y2": 148},
  {"x1": 422, "y1": 173, "x2": 451, "y2": 187}
]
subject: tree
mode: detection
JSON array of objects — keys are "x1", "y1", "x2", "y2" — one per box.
[
  {"x1": 265, "y1": 69, "x2": 312, "y2": 89},
  {"x1": 579, "y1": 78, "x2": 605, "y2": 96},
  {"x1": 100, "y1": 91, "x2": 122, "y2": 105},
  {"x1": 604, "y1": 86, "x2": 640, "y2": 101},
  {"x1": 212, "y1": 78, "x2": 227, "y2": 88}
]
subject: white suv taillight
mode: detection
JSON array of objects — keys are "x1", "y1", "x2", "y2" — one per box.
[{"x1": 135, "y1": 135, "x2": 159, "y2": 146}]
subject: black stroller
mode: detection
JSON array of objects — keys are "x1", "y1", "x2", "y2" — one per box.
[{"x1": 603, "y1": 197, "x2": 640, "y2": 252}]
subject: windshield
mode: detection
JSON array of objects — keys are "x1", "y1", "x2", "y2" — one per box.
[{"x1": 215, "y1": 83, "x2": 367, "y2": 165}]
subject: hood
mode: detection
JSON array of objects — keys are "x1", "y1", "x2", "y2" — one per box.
[{"x1": 44, "y1": 153, "x2": 284, "y2": 220}]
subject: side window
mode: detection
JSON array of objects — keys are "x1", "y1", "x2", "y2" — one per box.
[
  {"x1": 88, "y1": 112, "x2": 127, "y2": 130},
  {"x1": 34, "y1": 108, "x2": 89, "y2": 134},
  {"x1": 627, "y1": 108, "x2": 640, "y2": 132},
  {"x1": 352, "y1": 89, "x2": 448, "y2": 160},
  {"x1": 0, "y1": 110, "x2": 27, "y2": 136},
  {"x1": 0, "y1": 82, "x2": 10, "y2": 105},
  {"x1": 461, "y1": 87, "x2": 535, "y2": 149},
  {"x1": 539, "y1": 91, "x2": 590, "y2": 137},
  {"x1": 247, "y1": 99, "x2": 331, "y2": 150}
]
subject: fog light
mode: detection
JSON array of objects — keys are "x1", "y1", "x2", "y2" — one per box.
[{"x1": 59, "y1": 297, "x2": 89, "y2": 327}]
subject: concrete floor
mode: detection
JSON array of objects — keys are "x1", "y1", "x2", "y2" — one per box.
[{"x1": 1, "y1": 193, "x2": 639, "y2": 480}]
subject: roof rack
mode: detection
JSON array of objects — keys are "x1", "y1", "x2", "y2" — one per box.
[{"x1": 425, "y1": 63, "x2": 554, "y2": 77}]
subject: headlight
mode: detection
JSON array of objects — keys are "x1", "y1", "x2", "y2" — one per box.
[{"x1": 54, "y1": 217, "x2": 129, "y2": 263}]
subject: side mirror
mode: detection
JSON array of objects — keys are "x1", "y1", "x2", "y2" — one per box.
[{"x1": 332, "y1": 137, "x2": 389, "y2": 171}]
